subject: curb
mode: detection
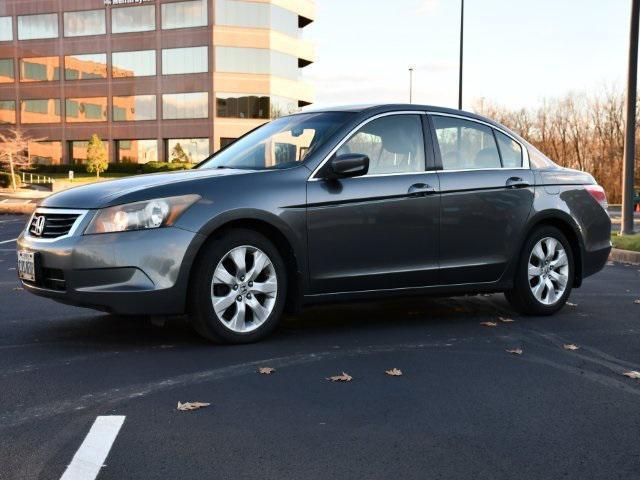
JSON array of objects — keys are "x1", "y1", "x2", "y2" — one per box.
[
  {"x1": 0, "y1": 203, "x2": 35, "y2": 215},
  {"x1": 609, "y1": 248, "x2": 640, "y2": 265}
]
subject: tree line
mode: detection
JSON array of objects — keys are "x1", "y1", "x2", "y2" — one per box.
[{"x1": 474, "y1": 88, "x2": 639, "y2": 204}]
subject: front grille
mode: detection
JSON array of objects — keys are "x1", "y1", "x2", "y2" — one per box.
[{"x1": 29, "y1": 212, "x2": 81, "y2": 239}]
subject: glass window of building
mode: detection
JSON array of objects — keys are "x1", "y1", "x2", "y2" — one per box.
[
  {"x1": 20, "y1": 99, "x2": 61, "y2": 123},
  {"x1": 216, "y1": 93, "x2": 297, "y2": 119},
  {"x1": 18, "y1": 13, "x2": 59, "y2": 40},
  {"x1": 112, "y1": 50, "x2": 156, "y2": 78},
  {"x1": 215, "y1": 0, "x2": 299, "y2": 37},
  {"x1": 162, "y1": 92, "x2": 208, "y2": 120},
  {"x1": 167, "y1": 138, "x2": 210, "y2": 163},
  {"x1": 162, "y1": 46, "x2": 208, "y2": 75},
  {"x1": 64, "y1": 10, "x2": 106, "y2": 37},
  {"x1": 0, "y1": 17, "x2": 13, "y2": 42},
  {"x1": 162, "y1": 0, "x2": 207, "y2": 30},
  {"x1": 65, "y1": 54, "x2": 107, "y2": 80},
  {"x1": 20, "y1": 57, "x2": 60, "y2": 82},
  {"x1": 117, "y1": 139, "x2": 158, "y2": 163},
  {"x1": 0, "y1": 100, "x2": 16, "y2": 124},
  {"x1": 113, "y1": 95, "x2": 157, "y2": 121},
  {"x1": 0, "y1": 59, "x2": 14, "y2": 83},
  {"x1": 70, "y1": 140, "x2": 109, "y2": 165},
  {"x1": 28, "y1": 141, "x2": 63, "y2": 165},
  {"x1": 112, "y1": 5, "x2": 156, "y2": 33},
  {"x1": 219, "y1": 137, "x2": 236, "y2": 149},
  {"x1": 66, "y1": 98, "x2": 108, "y2": 123},
  {"x1": 215, "y1": 47, "x2": 298, "y2": 80}
]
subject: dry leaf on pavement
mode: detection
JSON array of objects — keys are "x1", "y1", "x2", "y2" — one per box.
[
  {"x1": 177, "y1": 401, "x2": 210, "y2": 411},
  {"x1": 259, "y1": 367, "x2": 276, "y2": 375},
  {"x1": 622, "y1": 371, "x2": 640, "y2": 379},
  {"x1": 563, "y1": 344, "x2": 580, "y2": 350},
  {"x1": 385, "y1": 368, "x2": 403, "y2": 376},
  {"x1": 480, "y1": 321, "x2": 498, "y2": 327},
  {"x1": 498, "y1": 317, "x2": 515, "y2": 323},
  {"x1": 505, "y1": 348, "x2": 523, "y2": 355},
  {"x1": 327, "y1": 372, "x2": 353, "y2": 382}
]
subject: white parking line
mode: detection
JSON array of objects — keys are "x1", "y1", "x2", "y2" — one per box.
[
  {"x1": 0, "y1": 238, "x2": 18, "y2": 245},
  {"x1": 60, "y1": 416, "x2": 126, "y2": 480}
]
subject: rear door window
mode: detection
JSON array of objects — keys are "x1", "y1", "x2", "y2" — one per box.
[
  {"x1": 495, "y1": 130, "x2": 523, "y2": 168},
  {"x1": 432, "y1": 116, "x2": 501, "y2": 170}
]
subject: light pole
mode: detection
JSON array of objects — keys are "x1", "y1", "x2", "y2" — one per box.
[
  {"x1": 458, "y1": 0, "x2": 464, "y2": 110},
  {"x1": 622, "y1": 0, "x2": 639, "y2": 235},
  {"x1": 408, "y1": 67, "x2": 414, "y2": 104}
]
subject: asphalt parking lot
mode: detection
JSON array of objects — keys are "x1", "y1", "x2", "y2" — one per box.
[{"x1": 1, "y1": 213, "x2": 640, "y2": 480}]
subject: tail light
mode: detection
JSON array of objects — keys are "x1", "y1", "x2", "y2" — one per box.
[{"x1": 585, "y1": 185, "x2": 608, "y2": 209}]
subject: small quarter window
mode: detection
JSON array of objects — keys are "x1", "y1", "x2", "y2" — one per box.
[
  {"x1": 433, "y1": 116, "x2": 501, "y2": 170},
  {"x1": 336, "y1": 114, "x2": 425, "y2": 175},
  {"x1": 495, "y1": 130, "x2": 522, "y2": 168}
]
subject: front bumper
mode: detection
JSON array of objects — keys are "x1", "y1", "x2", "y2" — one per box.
[{"x1": 16, "y1": 214, "x2": 204, "y2": 315}]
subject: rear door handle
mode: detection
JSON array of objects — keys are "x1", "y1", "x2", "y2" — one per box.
[
  {"x1": 505, "y1": 177, "x2": 530, "y2": 189},
  {"x1": 408, "y1": 183, "x2": 437, "y2": 197}
]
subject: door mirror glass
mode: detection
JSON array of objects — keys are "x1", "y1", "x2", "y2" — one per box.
[{"x1": 330, "y1": 153, "x2": 369, "y2": 178}]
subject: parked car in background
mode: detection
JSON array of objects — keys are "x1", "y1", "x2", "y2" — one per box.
[{"x1": 16, "y1": 105, "x2": 612, "y2": 343}]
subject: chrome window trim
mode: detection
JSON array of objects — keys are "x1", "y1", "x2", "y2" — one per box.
[
  {"x1": 427, "y1": 111, "x2": 531, "y2": 170},
  {"x1": 24, "y1": 208, "x2": 90, "y2": 243},
  {"x1": 308, "y1": 111, "x2": 427, "y2": 182}
]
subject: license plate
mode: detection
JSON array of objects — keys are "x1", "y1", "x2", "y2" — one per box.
[{"x1": 17, "y1": 251, "x2": 35, "y2": 282}]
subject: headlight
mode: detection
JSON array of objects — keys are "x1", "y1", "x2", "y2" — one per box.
[{"x1": 84, "y1": 195, "x2": 200, "y2": 234}]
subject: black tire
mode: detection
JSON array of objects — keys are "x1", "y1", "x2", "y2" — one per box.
[
  {"x1": 505, "y1": 225, "x2": 574, "y2": 315},
  {"x1": 189, "y1": 228, "x2": 287, "y2": 344}
]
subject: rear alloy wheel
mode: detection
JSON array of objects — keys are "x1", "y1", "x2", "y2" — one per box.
[
  {"x1": 505, "y1": 226, "x2": 574, "y2": 315},
  {"x1": 190, "y1": 229, "x2": 287, "y2": 343},
  {"x1": 527, "y1": 237, "x2": 570, "y2": 305}
]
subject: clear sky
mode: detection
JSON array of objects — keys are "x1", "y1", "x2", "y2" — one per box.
[{"x1": 303, "y1": 0, "x2": 630, "y2": 110}]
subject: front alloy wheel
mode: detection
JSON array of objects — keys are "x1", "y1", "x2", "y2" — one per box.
[
  {"x1": 190, "y1": 229, "x2": 287, "y2": 343},
  {"x1": 211, "y1": 246, "x2": 278, "y2": 333}
]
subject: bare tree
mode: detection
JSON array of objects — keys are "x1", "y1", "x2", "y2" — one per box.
[
  {"x1": 0, "y1": 128, "x2": 43, "y2": 192},
  {"x1": 474, "y1": 89, "x2": 638, "y2": 204}
]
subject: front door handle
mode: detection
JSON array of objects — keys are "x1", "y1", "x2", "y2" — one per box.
[
  {"x1": 505, "y1": 177, "x2": 530, "y2": 189},
  {"x1": 408, "y1": 183, "x2": 437, "y2": 197}
]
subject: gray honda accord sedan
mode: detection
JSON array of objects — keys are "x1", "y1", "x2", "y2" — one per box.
[{"x1": 17, "y1": 104, "x2": 611, "y2": 343}]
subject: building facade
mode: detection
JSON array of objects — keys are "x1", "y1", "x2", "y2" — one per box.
[{"x1": 0, "y1": 0, "x2": 314, "y2": 165}]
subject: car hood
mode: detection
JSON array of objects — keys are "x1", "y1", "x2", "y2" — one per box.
[{"x1": 41, "y1": 168, "x2": 252, "y2": 209}]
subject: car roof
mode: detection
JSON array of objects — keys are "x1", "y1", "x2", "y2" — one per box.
[{"x1": 301, "y1": 103, "x2": 499, "y2": 126}]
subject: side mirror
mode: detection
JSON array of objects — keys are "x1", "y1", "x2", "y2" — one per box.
[{"x1": 329, "y1": 153, "x2": 369, "y2": 179}]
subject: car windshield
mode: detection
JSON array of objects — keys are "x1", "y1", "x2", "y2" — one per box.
[{"x1": 199, "y1": 112, "x2": 354, "y2": 170}]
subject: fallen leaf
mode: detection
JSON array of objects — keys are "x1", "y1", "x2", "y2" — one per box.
[
  {"x1": 566, "y1": 302, "x2": 578, "y2": 307},
  {"x1": 177, "y1": 401, "x2": 210, "y2": 411},
  {"x1": 259, "y1": 367, "x2": 276, "y2": 375},
  {"x1": 622, "y1": 371, "x2": 640, "y2": 379},
  {"x1": 498, "y1": 317, "x2": 515, "y2": 323},
  {"x1": 385, "y1": 368, "x2": 403, "y2": 376},
  {"x1": 327, "y1": 372, "x2": 352, "y2": 382},
  {"x1": 506, "y1": 348, "x2": 523, "y2": 355},
  {"x1": 563, "y1": 344, "x2": 580, "y2": 351},
  {"x1": 480, "y1": 321, "x2": 498, "y2": 327}
]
